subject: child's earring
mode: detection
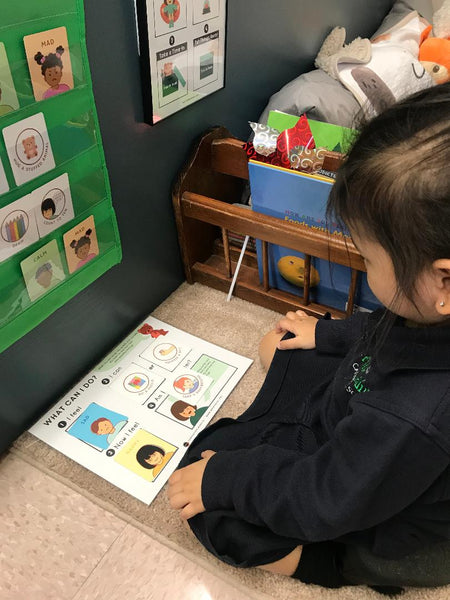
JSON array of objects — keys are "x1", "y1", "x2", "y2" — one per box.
[{"x1": 440, "y1": 300, "x2": 445, "y2": 307}]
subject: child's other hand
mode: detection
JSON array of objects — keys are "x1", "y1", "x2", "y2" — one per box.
[
  {"x1": 275, "y1": 310, "x2": 318, "y2": 350},
  {"x1": 168, "y1": 450, "x2": 216, "y2": 520}
]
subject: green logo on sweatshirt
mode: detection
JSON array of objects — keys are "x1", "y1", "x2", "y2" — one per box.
[{"x1": 346, "y1": 355, "x2": 372, "y2": 394}]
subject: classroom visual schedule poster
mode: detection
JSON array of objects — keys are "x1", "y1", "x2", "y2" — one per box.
[
  {"x1": 135, "y1": 0, "x2": 226, "y2": 123},
  {"x1": 30, "y1": 316, "x2": 252, "y2": 505}
]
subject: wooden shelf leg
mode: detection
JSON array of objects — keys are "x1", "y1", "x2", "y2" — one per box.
[
  {"x1": 346, "y1": 268, "x2": 359, "y2": 316},
  {"x1": 302, "y1": 254, "x2": 311, "y2": 306},
  {"x1": 262, "y1": 241, "x2": 269, "y2": 292},
  {"x1": 221, "y1": 227, "x2": 232, "y2": 278}
]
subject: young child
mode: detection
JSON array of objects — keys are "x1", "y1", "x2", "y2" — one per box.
[{"x1": 168, "y1": 83, "x2": 450, "y2": 590}]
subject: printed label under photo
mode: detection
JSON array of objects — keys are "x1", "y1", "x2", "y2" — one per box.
[{"x1": 20, "y1": 239, "x2": 66, "y2": 302}]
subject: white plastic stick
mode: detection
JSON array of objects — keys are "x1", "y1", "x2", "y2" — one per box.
[{"x1": 226, "y1": 235, "x2": 250, "y2": 302}]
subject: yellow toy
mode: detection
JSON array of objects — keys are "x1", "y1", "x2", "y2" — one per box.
[
  {"x1": 277, "y1": 256, "x2": 320, "y2": 288},
  {"x1": 419, "y1": 0, "x2": 450, "y2": 84}
]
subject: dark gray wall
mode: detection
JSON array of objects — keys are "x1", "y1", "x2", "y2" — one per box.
[{"x1": 0, "y1": 0, "x2": 393, "y2": 452}]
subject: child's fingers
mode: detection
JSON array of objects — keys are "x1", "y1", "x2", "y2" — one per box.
[
  {"x1": 169, "y1": 490, "x2": 188, "y2": 510},
  {"x1": 277, "y1": 337, "x2": 302, "y2": 350},
  {"x1": 275, "y1": 317, "x2": 296, "y2": 333},
  {"x1": 168, "y1": 470, "x2": 181, "y2": 485},
  {"x1": 180, "y1": 501, "x2": 204, "y2": 520}
]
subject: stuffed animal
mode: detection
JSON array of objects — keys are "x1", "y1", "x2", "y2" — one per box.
[
  {"x1": 22, "y1": 136, "x2": 38, "y2": 160},
  {"x1": 419, "y1": 0, "x2": 450, "y2": 84}
]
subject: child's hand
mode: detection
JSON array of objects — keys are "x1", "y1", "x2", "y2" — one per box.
[
  {"x1": 275, "y1": 310, "x2": 318, "y2": 350},
  {"x1": 168, "y1": 450, "x2": 216, "y2": 520}
]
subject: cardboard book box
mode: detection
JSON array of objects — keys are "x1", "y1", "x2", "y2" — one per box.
[{"x1": 249, "y1": 159, "x2": 380, "y2": 312}]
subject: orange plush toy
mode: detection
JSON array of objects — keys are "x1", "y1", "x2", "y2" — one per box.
[{"x1": 419, "y1": 0, "x2": 450, "y2": 84}]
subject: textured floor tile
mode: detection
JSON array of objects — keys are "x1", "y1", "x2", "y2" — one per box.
[
  {"x1": 74, "y1": 523, "x2": 251, "y2": 600},
  {"x1": 0, "y1": 453, "x2": 126, "y2": 600}
]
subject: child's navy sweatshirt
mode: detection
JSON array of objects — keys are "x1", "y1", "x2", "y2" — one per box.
[{"x1": 201, "y1": 312, "x2": 450, "y2": 559}]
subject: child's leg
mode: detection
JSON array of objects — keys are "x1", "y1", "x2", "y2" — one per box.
[
  {"x1": 259, "y1": 545, "x2": 303, "y2": 576},
  {"x1": 258, "y1": 328, "x2": 284, "y2": 371}
]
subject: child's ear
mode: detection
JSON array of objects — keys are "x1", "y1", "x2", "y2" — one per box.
[{"x1": 432, "y1": 259, "x2": 450, "y2": 315}]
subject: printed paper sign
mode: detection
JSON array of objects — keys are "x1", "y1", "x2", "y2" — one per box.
[
  {"x1": 2, "y1": 112, "x2": 56, "y2": 186},
  {"x1": 136, "y1": 0, "x2": 226, "y2": 123},
  {"x1": 0, "y1": 42, "x2": 19, "y2": 115},
  {"x1": 20, "y1": 239, "x2": 66, "y2": 301},
  {"x1": 23, "y1": 26, "x2": 74, "y2": 102},
  {"x1": 30, "y1": 316, "x2": 252, "y2": 504},
  {"x1": 63, "y1": 215, "x2": 99, "y2": 273},
  {"x1": 33, "y1": 173, "x2": 74, "y2": 236},
  {"x1": 0, "y1": 194, "x2": 39, "y2": 263}
]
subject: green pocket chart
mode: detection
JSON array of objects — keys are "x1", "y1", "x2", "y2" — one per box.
[{"x1": 0, "y1": 0, "x2": 122, "y2": 354}]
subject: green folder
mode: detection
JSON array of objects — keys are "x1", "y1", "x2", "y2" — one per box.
[{"x1": 267, "y1": 110, "x2": 357, "y2": 152}]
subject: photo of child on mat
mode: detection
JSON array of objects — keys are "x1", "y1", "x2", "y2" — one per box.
[{"x1": 168, "y1": 83, "x2": 450, "y2": 592}]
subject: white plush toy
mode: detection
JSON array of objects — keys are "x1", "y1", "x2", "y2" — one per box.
[{"x1": 316, "y1": 10, "x2": 435, "y2": 118}]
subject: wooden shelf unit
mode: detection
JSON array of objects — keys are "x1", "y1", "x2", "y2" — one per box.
[{"x1": 172, "y1": 126, "x2": 366, "y2": 319}]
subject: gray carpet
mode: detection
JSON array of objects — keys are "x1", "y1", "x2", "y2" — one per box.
[{"x1": 10, "y1": 283, "x2": 450, "y2": 600}]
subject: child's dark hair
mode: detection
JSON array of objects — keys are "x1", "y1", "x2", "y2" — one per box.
[
  {"x1": 170, "y1": 400, "x2": 196, "y2": 421},
  {"x1": 136, "y1": 444, "x2": 165, "y2": 469},
  {"x1": 41, "y1": 197, "x2": 56, "y2": 216},
  {"x1": 34, "y1": 46, "x2": 65, "y2": 75},
  {"x1": 327, "y1": 83, "x2": 450, "y2": 310},
  {"x1": 70, "y1": 229, "x2": 92, "y2": 252},
  {"x1": 90, "y1": 417, "x2": 111, "y2": 434}
]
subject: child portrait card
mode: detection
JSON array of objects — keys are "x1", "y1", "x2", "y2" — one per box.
[
  {"x1": 23, "y1": 26, "x2": 74, "y2": 102},
  {"x1": 0, "y1": 193, "x2": 39, "y2": 263},
  {"x1": 29, "y1": 316, "x2": 252, "y2": 504},
  {"x1": 32, "y1": 172, "x2": 75, "y2": 237},
  {"x1": 20, "y1": 238, "x2": 66, "y2": 302},
  {"x1": 63, "y1": 215, "x2": 99, "y2": 273}
]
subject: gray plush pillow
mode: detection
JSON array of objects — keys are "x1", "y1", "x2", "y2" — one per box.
[
  {"x1": 258, "y1": 0, "x2": 434, "y2": 128},
  {"x1": 258, "y1": 68, "x2": 361, "y2": 129}
]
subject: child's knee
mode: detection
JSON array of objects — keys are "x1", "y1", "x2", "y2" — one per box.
[{"x1": 258, "y1": 329, "x2": 284, "y2": 371}]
